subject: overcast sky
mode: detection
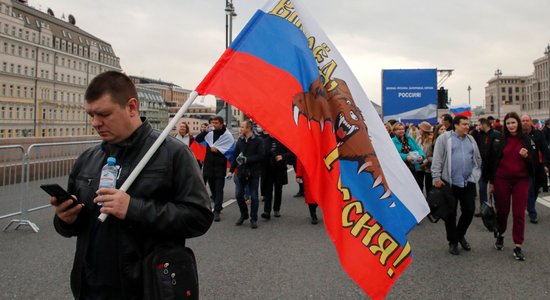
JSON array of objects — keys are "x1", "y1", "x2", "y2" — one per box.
[{"x1": 29, "y1": 0, "x2": 550, "y2": 108}]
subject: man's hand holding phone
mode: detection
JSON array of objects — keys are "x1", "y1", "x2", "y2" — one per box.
[
  {"x1": 51, "y1": 196, "x2": 83, "y2": 224},
  {"x1": 42, "y1": 184, "x2": 83, "y2": 224}
]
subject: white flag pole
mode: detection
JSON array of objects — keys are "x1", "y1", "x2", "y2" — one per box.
[{"x1": 98, "y1": 91, "x2": 199, "y2": 222}]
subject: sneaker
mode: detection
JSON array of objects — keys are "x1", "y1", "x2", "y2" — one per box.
[
  {"x1": 495, "y1": 236, "x2": 504, "y2": 250},
  {"x1": 250, "y1": 220, "x2": 258, "y2": 229},
  {"x1": 529, "y1": 217, "x2": 539, "y2": 224},
  {"x1": 213, "y1": 211, "x2": 221, "y2": 222},
  {"x1": 274, "y1": 211, "x2": 281, "y2": 217},
  {"x1": 293, "y1": 192, "x2": 304, "y2": 198},
  {"x1": 513, "y1": 247, "x2": 526, "y2": 261}
]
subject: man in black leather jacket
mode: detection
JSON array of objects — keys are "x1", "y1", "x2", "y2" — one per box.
[{"x1": 50, "y1": 71, "x2": 213, "y2": 299}]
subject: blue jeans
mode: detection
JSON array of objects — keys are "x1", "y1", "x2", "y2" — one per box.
[
  {"x1": 235, "y1": 175, "x2": 259, "y2": 221},
  {"x1": 527, "y1": 178, "x2": 538, "y2": 220},
  {"x1": 478, "y1": 178, "x2": 488, "y2": 207}
]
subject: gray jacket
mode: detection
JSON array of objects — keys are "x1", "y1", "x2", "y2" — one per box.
[{"x1": 431, "y1": 131, "x2": 482, "y2": 185}]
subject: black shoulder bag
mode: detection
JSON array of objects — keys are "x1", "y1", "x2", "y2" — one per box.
[
  {"x1": 142, "y1": 243, "x2": 199, "y2": 300},
  {"x1": 426, "y1": 185, "x2": 456, "y2": 223},
  {"x1": 481, "y1": 194, "x2": 499, "y2": 237}
]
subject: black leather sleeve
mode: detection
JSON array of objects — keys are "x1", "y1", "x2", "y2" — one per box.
[{"x1": 125, "y1": 140, "x2": 213, "y2": 239}]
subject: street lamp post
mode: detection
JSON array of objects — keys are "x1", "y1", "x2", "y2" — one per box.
[
  {"x1": 545, "y1": 43, "x2": 550, "y2": 119},
  {"x1": 494, "y1": 68, "x2": 502, "y2": 119},
  {"x1": 467, "y1": 85, "x2": 471, "y2": 106},
  {"x1": 224, "y1": 0, "x2": 236, "y2": 129}
]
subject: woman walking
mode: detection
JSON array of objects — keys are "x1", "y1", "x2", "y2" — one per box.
[
  {"x1": 487, "y1": 112, "x2": 536, "y2": 261},
  {"x1": 416, "y1": 121, "x2": 435, "y2": 195}
]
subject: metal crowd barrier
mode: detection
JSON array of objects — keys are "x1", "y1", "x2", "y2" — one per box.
[{"x1": 1, "y1": 141, "x2": 100, "y2": 232}]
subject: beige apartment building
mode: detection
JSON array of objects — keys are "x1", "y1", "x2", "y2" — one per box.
[
  {"x1": 485, "y1": 49, "x2": 550, "y2": 121},
  {"x1": 0, "y1": 0, "x2": 123, "y2": 138},
  {"x1": 130, "y1": 76, "x2": 193, "y2": 118},
  {"x1": 136, "y1": 86, "x2": 170, "y2": 130}
]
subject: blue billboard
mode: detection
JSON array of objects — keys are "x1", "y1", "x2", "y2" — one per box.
[{"x1": 382, "y1": 69, "x2": 437, "y2": 124}]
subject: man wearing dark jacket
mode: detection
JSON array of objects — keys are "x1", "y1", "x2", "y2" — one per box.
[
  {"x1": 228, "y1": 120, "x2": 265, "y2": 228},
  {"x1": 474, "y1": 118, "x2": 501, "y2": 216},
  {"x1": 261, "y1": 135, "x2": 294, "y2": 219},
  {"x1": 50, "y1": 71, "x2": 213, "y2": 299},
  {"x1": 521, "y1": 114, "x2": 550, "y2": 223},
  {"x1": 195, "y1": 116, "x2": 235, "y2": 222}
]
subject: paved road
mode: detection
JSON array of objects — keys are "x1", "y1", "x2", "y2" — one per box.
[{"x1": 1, "y1": 173, "x2": 550, "y2": 299}]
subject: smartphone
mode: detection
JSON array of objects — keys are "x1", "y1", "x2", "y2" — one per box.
[{"x1": 40, "y1": 184, "x2": 80, "y2": 207}]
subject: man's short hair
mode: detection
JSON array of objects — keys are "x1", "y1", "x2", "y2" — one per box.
[
  {"x1": 453, "y1": 115, "x2": 468, "y2": 127},
  {"x1": 85, "y1": 71, "x2": 138, "y2": 107},
  {"x1": 242, "y1": 120, "x2": 253, "y2": 129},
  {"x1": 441, "y1": 114, "x2": 453, "y2": 123},
  {"x1": 478, "y1": 118, "x2": 490, "y2": 127},
  {"x1": 487, "y1": 116, "x2": 495, "y2": 121},
  {"x1": 210, "y1": 116, "x2": 224, "y2": 124}
]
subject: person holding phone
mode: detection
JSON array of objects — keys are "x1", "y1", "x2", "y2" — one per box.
[{"x1": 50, "y1": 71, "x2": 213, "y2": 299}]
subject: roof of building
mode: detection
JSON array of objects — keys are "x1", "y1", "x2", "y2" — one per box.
[{"x1": 12, "y1": 1, "x2": 117, "y2": 58}]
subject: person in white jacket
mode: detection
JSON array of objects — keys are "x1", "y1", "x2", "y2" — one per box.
[{"x1": 431, "y1": 115, "x2": 482, "y2": 255}]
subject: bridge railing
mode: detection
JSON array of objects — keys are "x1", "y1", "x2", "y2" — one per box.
[{"x1": 1, "y1": 141, "x2": 100, "y2": 232}]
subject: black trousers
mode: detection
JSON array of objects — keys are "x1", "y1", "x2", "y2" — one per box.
[
  {"x1": 414, "y1": 171, "x2": 433, "y2": 195},
  {"x1": 263, "y1": 182, "x2": 283, "y2": 213},
  {"x1": 205, "y1": 176, "x2": 225, "y2": 213},
  {"x1": 445, "y1": 182, "x2": 476, "y2": 244}
]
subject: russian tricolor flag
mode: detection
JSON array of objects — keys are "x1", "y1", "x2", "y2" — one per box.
[
  {"x1": 197, "y1": 1, "x2": 429, "y2": 298},
  {"x1": 450, "y1": 104, "x2": 472, "y2": 117}
]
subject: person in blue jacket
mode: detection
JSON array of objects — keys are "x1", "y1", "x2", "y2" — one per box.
[{"x1": 392, "y1": 122, "x2": 426, "y2": 188}]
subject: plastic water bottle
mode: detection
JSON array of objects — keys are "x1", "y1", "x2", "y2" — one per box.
[{"x1": 98, "y1": 156, "x2": 117, "y2": 206}]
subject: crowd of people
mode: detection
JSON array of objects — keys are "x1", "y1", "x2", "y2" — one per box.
[
  {"x1": 385, "y1": 113, "x2": 550, "y2": 261},
  {"x1": 177, "y1": 111, "x2": 550, "y2": 259},
  {"x1": 176, "y1": 116, "x2": 315, "y2": 229},
  {"x1": 49, "y1": 71, "x2": 550, "y2": 299}
]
